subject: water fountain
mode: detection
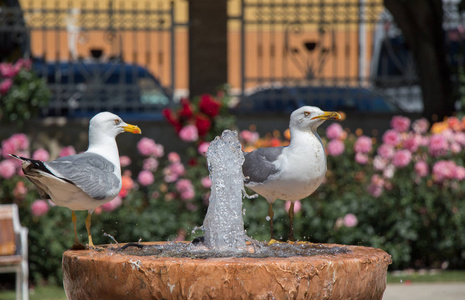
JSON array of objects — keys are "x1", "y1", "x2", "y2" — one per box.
[{"x1": 62, "y1": 130, "x2": 391, "y2": 299}]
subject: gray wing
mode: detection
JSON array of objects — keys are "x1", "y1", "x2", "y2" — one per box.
[
  {"x1": 243, "y1": 146, "x2": 284, "y2": 184},
  {"x1": 46, "y1": 152, "x2": 120, "y2": 200}
]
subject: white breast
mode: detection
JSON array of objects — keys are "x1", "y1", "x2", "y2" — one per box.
[{"x1": 250, "y1": 132, "x2": 327, "y2": 202}]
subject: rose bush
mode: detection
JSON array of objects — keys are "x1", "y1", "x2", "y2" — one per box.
[
  {"x1": 2, "y1": 91, "x2": 465, "y2": 283},
  {"x1": 0, "y1": 59, "x2": 50, "y2": 125},
  {"x1": 237, "y1": 115, "x2": 465, "y2": 270}
]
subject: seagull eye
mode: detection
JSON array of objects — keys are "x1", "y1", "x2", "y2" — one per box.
[
  {"x1": 114, "y1": 119, "x2": 121, "y2": 125},
  {"x1": 304, "y1": 111, "x2": 310, "y2": 117}
]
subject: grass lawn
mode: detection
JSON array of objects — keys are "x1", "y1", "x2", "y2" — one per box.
[
  {"x1": 387, "y1": 270, "x2": 465, "y2": 284},
  {"x1": 0, "y1": 271, "x2": 464, "y2": 298},
  {"x1": 0, "y1": 285, "x2": 66, "y2": 300}
]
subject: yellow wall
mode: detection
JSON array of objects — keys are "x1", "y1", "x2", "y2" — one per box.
[{"x1": 20, "y1": 0, "x2": 383, "y2": 92}]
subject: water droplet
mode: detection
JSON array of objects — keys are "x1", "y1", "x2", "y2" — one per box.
[{"x1": 265, "y1": 216, "x2": 271, "y2": 221}]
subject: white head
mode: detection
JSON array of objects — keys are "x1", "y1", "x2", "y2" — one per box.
[
  {"x1": 289, "y1": 106, "x2": 341, "y2": 133},
  {"x1": 89, "y1": 112, "x2": 141, "y2": 139}
]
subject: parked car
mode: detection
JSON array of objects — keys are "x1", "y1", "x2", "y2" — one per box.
[
  {"x1": 33, "y1": 58, "x2": 172, "y2": 120},
  {"x1": 233, "y1": 85, "x2": 403, "y2": 114}
]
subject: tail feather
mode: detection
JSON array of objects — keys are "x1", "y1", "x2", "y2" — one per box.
[{"x1": 9, "y1": 154, "x2": 51, "y2": 199}]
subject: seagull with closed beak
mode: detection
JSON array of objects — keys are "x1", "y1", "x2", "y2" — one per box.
[
  {"x1": 242, "y1": 106, "x2": 341, "y2": 241},
  {"x1": 11, "y1": 112, "x2": 141, "y2": 249}
]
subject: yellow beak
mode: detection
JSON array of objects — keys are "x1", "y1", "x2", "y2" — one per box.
[
  {"x1": 123, "y1": 123, "x2": 142, "y2": 134},
  {"x1": 311, "y1": 111, "x2": 342, "y2": 120}
]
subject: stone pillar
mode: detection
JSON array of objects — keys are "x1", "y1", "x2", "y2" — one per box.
[{"x1": 188, "y1": 0, "x2": 227, "y2": 97}]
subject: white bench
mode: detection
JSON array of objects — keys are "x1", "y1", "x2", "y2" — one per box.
[{"x1": 0, "y1": 204, "x2": 29, "y2": 300}]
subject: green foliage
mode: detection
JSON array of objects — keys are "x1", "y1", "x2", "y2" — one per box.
[
  {"x1": 2, "y1": 91, "x2": 465, "y2": 285},
  {"x1": 0, "y1": 59, "x2": 50, "y2": 126}
]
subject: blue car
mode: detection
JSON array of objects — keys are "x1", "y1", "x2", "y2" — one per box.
[
  {"x1": 33, "y1": 59, "x2": 172, "y2": 120},
  {"x1": 234, "y1": 86, "x2": 402, "y2": 114}
]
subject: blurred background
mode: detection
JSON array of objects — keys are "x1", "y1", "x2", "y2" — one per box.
[{"x1": 1, "y1": 0, "x2": 465, "y2": 298}]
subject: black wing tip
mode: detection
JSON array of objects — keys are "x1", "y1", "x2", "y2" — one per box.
[{"x1": 9, "y1": 154, "x2": 31, "y2": 161}]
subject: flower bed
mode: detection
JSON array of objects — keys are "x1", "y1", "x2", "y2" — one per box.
[{"x1": 1, "y1": 90, "x2": 465, "y2": 282}]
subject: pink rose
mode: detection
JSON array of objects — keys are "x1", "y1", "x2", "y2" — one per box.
[
  {"x1": 284, "y1": 200, "x2": 302, "y2": 213},
  {"x1": 12, "y1": 134, "x2": 29, "y2": 150},
  {"x1": 451, "y1": 143, "x2": 461, "y2": 154},
  {"x1": 59, "y1": 146, "x2": 76, "y2": 157},
  {"x1": 164, "y1": 173, "x2": 178, "y2": 183},
  {"x1": 0, "y1": 78, "x2": 13, "y2": 95},
  {"x1": 382, "y1": 129, "x2": 400, "y2": 146},
  {"x1": 240, "y1": 130, "x2": 260, "y2": 144},
  {"x1": 354, "y1": 136, "x2": 372, "y2": 153},
  {"x1": 0, "y1": 159, "x2": 16, "y2": 179},
  {"x1": 429, "y1": 134, "x2": 448, "y2": 157},
  {"x1": 168, "y1": 152, "x2": 181, "y2": 163},
  {"x1": 143, "y1": 157, "x2": 159, "y2": 171},
  {"x1": 176, "y1": 179, "x2": 193, "y2": 192},
  {"x1": 383, "y1": 164, "x2": 395, "y2": 179},
  {"x1": 414, "y1": 161, "x2": 429, "y2": 177},
  {"x1": 31, "y1": 199, "x2": 49, "y2": 217},
  {"x1": 177, "y1": 179, "x2": 195, "y2": 201},
  {"x1": 412, "y1": 118, "x2": 429, "y2": 134},
  {"x1": 201, "y1": 176, "x2": 212, "y2": 189},
  {"x1": 181, "y1": 189, "x2": 195, "y2": 201},
  {"x1": 390, "y1": 116, "x2": 411, "y2": 132},
  {"x1": 198, "y1": 142, "x2": 210, "y2": 156},
  {"x1": 32, "y1": 148, "x2": 50, "y2": 162},
  {"x1": 119, "y1": 156, "x2": 131, "y2": 167},
  {"x1": 377, "y1": 144, "x2": 395, "y2": 159},
  {"x1": 368, "y1": 184, "x2": 383, "y2": 198},
  {"x1": 354, "y1": 152, "x2": 368, "y2": 165},
  {"x1": 392, "y1": 150, "x2": 412, "y2": 168},
  {"x1": 325, "y1": 123, "x2": 344, "y2": 140},
  {"x1": 137, "y1": 137, "x2": 157, "y2": 156},
  {"x1": 101, "y1": 196, "x2": 123, "y2": 212},
  {"x1": 368, "y1": 174, "x2": 384, "y2": 198},
  {"x1": 343, "y1": 213, "x2": 358, "y2": 227},
  {"x1": 0, "y1": 63, "x2": 18, "y2": 78},
  {"x1": 152, "y1": 144, "x2": 164, "y2": 158},
  {"x1": 441, "y1": 129, "x2": 455, "y2": 142},
  {"x1": 432, "y1": 160, "x2": 456, "y2": 182},
  {"x1": 373, "y1": 156, "x2": 387, "y2": 171},
  {"x1": 179, "y1": 125, "x2": 199, "y2": 142},
  {"x1": 454, "y1": 132, "x2": 465, "y2": 146},
  {"x1": 455, "y1": 166, "x2": 465, "y2": 181},
  {"x1": 15, "y1": 59, "x2": 32, "y2": 70},
  {"x1": 327, "y1": 139, "x2": 345, "y2": 156},
  {"x1": 169, "y1": 162, "x2": 185, "y2": 176},
  {"x1": 13, "y1": 181, "x2": 28, "y2": 199},
  {"x1": 1, "y1": 140, "x2": 15, "y2": 158},
  {"x1": 137, "y1": 170, "x2": 154, "y2": 186},
  {"x1": 403, "y1": 135, "x2": 420, "y2": 152}
]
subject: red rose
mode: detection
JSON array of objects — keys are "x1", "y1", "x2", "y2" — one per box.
[
  {"x1": 179, "y1": 98, "x2": 193, "y2": 119},
  {"x1": 199, "y1": 94, "x2": 221, "y2": 117},
  {"x1": 195, "y1": 114, "x2": 211, "y2": 136},
  {"x1": 188, "y1": 158, "x2": 198, "y2": 166},
  {"x1": 162, "y1": 108, "x2": 182, "y2": 132}
]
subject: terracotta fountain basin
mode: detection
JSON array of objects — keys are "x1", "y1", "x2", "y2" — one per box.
[{"x1": 62, "y1": 241, "x2": 391, "y2": 299}]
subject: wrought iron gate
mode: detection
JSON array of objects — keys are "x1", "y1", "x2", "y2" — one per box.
[{"x1": 231, "y1": 0, "x2": 465, "y2": 114}]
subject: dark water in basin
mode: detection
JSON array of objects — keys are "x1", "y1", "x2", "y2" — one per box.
[{"x1": 109, "y1": 240, "x2": 351, "y2": 259}]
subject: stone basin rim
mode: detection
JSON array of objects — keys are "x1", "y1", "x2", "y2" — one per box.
[
  {"x1": 62, "y1": 242, "x2": 392, "y2": 300},
  {"x1": 63, "y1": 241, "x2": 392, "y2": 263}
]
